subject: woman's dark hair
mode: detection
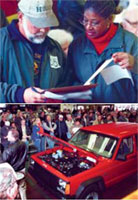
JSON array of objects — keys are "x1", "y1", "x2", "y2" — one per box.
[{"x1": 84, "y1": 0, "x2": 119, "y2": 18}]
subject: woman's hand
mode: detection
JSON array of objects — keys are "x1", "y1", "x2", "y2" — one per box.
[{"x1": 112, "y1": 52, "x2": 134, "y2": 70}]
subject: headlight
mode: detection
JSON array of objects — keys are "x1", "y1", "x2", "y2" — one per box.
[
  {"x1": 30, "y1": 159, "x2": 35, "y2": 165},
  {"x1": 59, "y1": 179, "x2": 67, "y2": 189},
  {"x1": 57, "y1": 179, "x2": 70, "y2": 195}
]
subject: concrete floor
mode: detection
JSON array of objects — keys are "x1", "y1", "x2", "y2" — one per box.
[{"x1": 26, "y1": 172, "x2": 137, "y2": 199}]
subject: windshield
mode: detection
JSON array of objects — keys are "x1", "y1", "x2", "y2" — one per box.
[{"x1": 69, "y1": 130, "x2": 118, "y2": 158}]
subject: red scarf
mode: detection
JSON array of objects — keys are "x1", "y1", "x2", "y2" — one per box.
[
  {"x1": 86, "y1": 23, "x2": 118, "y2": 54},
  {"x1": 38, "y1": 125, "x2": 44, "y2": 135}
]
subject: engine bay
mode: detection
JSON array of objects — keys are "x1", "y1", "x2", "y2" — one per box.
[{"x1": 38, "y1": 149, "x2": 95, "y2": 177}]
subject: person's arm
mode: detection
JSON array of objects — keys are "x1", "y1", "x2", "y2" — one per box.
[
  {"x1": 42, "y1": 122, "x2": 51, "y2": 132},
  {"x1": 52, "y1": 122, "x2": 57, "y2": 131},
  {"x1": 112, "y1": 33, "x2": 138, "y2": 74},
  {"x1": 2, "y1": 149, "x2": 11, "y2": 163},
  {"x1": 0, "y1": 82, "x2": 46, "y2": 103},
  {"x1": 112, "y1": 52, "x2": 135, "y2": 70}
]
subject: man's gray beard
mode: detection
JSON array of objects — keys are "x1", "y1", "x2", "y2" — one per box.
[{"x1": 22, "y1": 16, "x2": 46, "y2": 44}]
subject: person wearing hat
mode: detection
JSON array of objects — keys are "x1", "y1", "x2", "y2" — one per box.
[
  {"x1": 0, "y1": 0, "x2": 70, "y2": 103},
  {"x1": 55, "y1": 114, "x2": 68, "y2": 141}
]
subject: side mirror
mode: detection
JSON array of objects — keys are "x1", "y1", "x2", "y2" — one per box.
[{"x1": 116, "y1": 154, "x2": 126, "y2": 161}]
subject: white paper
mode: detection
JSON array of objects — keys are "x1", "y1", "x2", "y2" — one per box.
[
  {"x1": 101, "y1": 65, "x2": 134, "y2": 85},
  {"x1": 84, "y1": 58, "x2": 113, "y2": 85},
  {"x1": 43, "y1": 90, "x2": 92, "y2": 100}
]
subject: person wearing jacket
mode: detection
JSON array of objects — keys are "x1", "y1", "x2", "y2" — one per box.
[
  {"x1": 0, "y1": 121, "x2": 11, "y2": 150},
  {"x1": 42, "y1": 114, "x2": 57, "y2": 148},
  {"x1": 18, "y1": 119, "x2": 31, "y2": 147},
  {"x1": 32, "y1": 118, "x2": 46, "y2": 152},
  {"x1": 2, "y1": 128, "x2": 28, "y2": 200},
  {"x1": 56, "y1": 114, "x2": 68, "y2": 141},
  {"x1": 0, "y1": 8, "x2": 8, "y2": 28},
  {"x1": 67, "y1": 0, "x2": 138, "y2": 103},
  {"x1": 57, "y1": 0, "x2": 85, "y2": 39},
  {"x1": 0, "y1": 0, "x2": 70, "y2": 103}
]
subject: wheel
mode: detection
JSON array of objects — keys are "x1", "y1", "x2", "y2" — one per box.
[{"x1": 79, "y1": 184, "x2": 101, "y2": 200}]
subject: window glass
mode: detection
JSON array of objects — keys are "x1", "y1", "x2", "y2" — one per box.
[
  {"x1": 69, "y1": 130, "x2": 118, "y2": 158},
  {"x1": 118, "y1": 137, "x2": 133, "y2": 155},
  {"x1": 135, "y1": 134, "x2": 138, "y2": 150}
]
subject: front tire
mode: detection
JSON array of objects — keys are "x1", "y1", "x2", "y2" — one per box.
[{"x1": 79, "y1": 184, "x2": 101, "y2": 200}]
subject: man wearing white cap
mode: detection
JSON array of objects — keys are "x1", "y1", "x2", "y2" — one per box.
[
  {"x1": 0, "y1": 0, "x2": 70, "y2": 103},
  {"x1": 56, "y1": 114, "x2": 68, "y2": 141}
]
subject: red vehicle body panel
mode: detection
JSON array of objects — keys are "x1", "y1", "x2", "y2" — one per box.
[{"x1": 31, "y1": 123, "x2": 138, "y2": 198}]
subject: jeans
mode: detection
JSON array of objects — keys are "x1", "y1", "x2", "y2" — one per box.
[
  {"x1": 41, "y1": 136, "x2": 46, "y2": 151},
  {"x1": 46, "y1": 132, "x2": 55, "y2": 149}
]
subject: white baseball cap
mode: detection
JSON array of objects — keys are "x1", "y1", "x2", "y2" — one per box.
[
  {"x1": 18, "y1": 0, "x2": 59, "y2": 28},
  {"x1": 5, "y1": 121, "x2": 10, "y2": 126},
  {"x1": 59, "y1": 114, "x2": 63, "y2": 118}
]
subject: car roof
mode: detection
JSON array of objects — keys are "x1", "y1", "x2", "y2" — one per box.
[{"x1": 81, "y1": 122, "x2": 138, "y2": 138}]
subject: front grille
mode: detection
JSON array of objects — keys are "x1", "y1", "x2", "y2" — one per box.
[{"x1": 32, "y1": 162, "x2": 59, "y2": 191}]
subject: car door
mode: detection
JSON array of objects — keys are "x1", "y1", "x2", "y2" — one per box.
[{"x1": 105, "y1": 136, "x2": 137, "y2": 186}]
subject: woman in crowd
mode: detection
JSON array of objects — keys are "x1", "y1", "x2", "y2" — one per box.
[
  {"x1": 93, "y1": 115, "x2": 104, "y2": 125},
  {"x1": 32, "y1": 118, "x2": 45, "y2": 152},
  {"x1": 67, "y1": 0, "x2": 138, "y2": 103}
]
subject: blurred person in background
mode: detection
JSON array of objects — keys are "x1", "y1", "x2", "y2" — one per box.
[
  {"x1": 18, "y1": 119, "x2": 31, "y2": 147},
  {"x1": 88, "y1": 111, "x2": 95, "y2": 125},
  {"x1": 0, "y1": 121, "x2": 11, "y2": 150},
  {"x1": 32, "y1": 118, "x2": 46, "y2": 152},
  {"x1": 56, "y1": 114, "x2": 68, "y2": 141},
  {"x1": 81, "y1": 112, "x2": 91, "y2": 126},
  {"x1": 65, "y1": 114, "x2": 74, "y2": 139},
  {"x1": 105, "y1": 114, "x2": 115, "y2": 123},
  {"x1": 117, "y1": 111, "x2": 128, "y2": 122},
  {"x1": 71, "y1": 119, "x2": 83, "y2": 136},
  {"x1": 48, "y1": 29, "x2": 73, "y2": 56},
  {"x1": 42, "y1": 115, "x2": 57, "y2": 148},
  {"x1": 121, "y1": 6, "x2": 138, "y2": 37},
  {"x1": 93, "y1": 115, "x2": 104, "y2": 125},
  {"x1": 57, "y1": 0, "x2": 85, "y2": 39}
]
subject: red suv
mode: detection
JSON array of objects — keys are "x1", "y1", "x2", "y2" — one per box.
[{"x1": 30, "y1": 122, "x2": 138, "y2": 199}]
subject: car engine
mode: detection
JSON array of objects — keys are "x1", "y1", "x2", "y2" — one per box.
[{"x1": 38, "y1": 149, "x2": 95, "y2": 177}]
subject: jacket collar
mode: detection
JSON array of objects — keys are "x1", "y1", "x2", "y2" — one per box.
[
  {"x1": 7, "y1": 20, "x2": 24, "y2": 41},
  {"x1": 84, "y1": 24, "x2": 124, "y2": 54}
]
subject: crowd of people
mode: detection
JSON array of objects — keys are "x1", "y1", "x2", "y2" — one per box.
[
  {"x1": 0, "y1": 0, "x2": 137, "y2": 103},
  {"x1": 0, "y1": 104, "x2": 137, "y2": 199},
  {"x1": 0, "y1": 105, "x2": 137, "y2": 150}
]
